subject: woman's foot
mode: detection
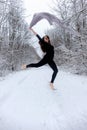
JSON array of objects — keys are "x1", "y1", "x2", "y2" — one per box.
[
  {"x1": 21, "y1": 64, "x2": 26, "y2": 70},
  {"x1": 50, "y1": 83, "x2": 55, "y2": 90}
]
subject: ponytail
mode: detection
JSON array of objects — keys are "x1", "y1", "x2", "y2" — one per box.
[{"x1": 38, "y1": 41, "x2": 46, "y2": 52}]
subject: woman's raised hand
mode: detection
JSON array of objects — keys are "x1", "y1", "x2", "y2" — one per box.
[{"x1": 29, "y1": 27, "x2": 37, "y2": 35}]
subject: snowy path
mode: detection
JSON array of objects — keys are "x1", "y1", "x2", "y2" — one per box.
[{"x1": 0, "y1": 66, "x2": 87, "y2": 130}]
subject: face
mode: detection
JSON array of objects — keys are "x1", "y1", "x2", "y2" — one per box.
[{"x1": 44, "y1": 36, "x2": 49, "y2": 43}]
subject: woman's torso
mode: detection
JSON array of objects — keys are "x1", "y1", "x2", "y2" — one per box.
[
  {"x1": 36, "y1": 34, "x2": 54, "y2": 60},
  {"x1": 42, "y1": 42, "x2": 54, "y2": 60}
]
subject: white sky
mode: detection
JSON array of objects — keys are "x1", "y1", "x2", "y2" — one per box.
[
  {"x1": 23, "y1": 0, "x2": 53, "y2": 35},
  {"x1": 24, "y1": 0, "x2": 51, "y2": 15}
]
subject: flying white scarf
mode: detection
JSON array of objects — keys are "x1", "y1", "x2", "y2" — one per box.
[
  {"x1": 29, "y1": 12, "x2": 63, "y2": 28},
  {"x1": 29, "y1": 12, "x2": 80, "y2": 36}
]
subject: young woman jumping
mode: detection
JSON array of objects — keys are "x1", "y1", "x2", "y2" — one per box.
[{"x1": 22, "y1": 28, "x2": 58, "y2": 90}]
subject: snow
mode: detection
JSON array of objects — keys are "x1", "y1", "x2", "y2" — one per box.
[{"x1": 0, "y1": 66, "x2": 87, "y2": 130}]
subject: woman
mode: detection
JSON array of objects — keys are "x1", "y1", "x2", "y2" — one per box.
[{"x1": 22, "y1": 28, "x2": 58, "y2": 90}]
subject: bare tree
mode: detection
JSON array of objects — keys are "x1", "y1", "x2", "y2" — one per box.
[
  {"x1": 46, "y1": 0, "x2": 87, "y2": 75},
  {"x1": 0, "y1": 0, "x2": 38, "y2": 76}
]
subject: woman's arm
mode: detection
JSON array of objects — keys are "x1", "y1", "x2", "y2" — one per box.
[
  {"x1": 29, "y1": 27, "x2": 42, "y2": 41},
  {"x1": 29, "y1": 28, "x2": 37, "y2": 35}
]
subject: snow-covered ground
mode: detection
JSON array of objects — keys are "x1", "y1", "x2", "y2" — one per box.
[{"x1": 0, "y1": 65, "x2": 87, "y2": 130}]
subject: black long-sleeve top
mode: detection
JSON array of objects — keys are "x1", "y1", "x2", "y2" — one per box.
[{"x1": 36, "y1": 34, "x2": 54, "y2": 60}]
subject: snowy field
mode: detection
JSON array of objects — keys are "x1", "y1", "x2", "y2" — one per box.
[{"x1": 0, "y1": 66, "x2": 87, "y2": 130}]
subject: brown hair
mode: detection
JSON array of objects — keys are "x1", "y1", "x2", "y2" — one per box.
[
  {"x1": 38, "y1": 35, "x2": 51, "y2": 52},
  {"x1": 43, "y1": 35, "x2": 51, "y2": 44}
]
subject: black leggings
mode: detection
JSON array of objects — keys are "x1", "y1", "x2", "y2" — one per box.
[{"x1": 26, "y1": 58, "x2": 58, "y2": 83}]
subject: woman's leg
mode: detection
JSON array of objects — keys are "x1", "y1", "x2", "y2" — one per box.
[
  {"x1": 48, "y1": 60, "x2": 58, "y2": 83},
  {"x1": 26, "y1": 58, "x2": 48, "y2": 68}
]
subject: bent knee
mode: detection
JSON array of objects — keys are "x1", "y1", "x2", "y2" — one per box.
[{"x1": 54, "y1": 68, "x2": 58, "y2": 74}]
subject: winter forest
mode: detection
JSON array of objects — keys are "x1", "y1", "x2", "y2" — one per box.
[{"x1": 0, "y1": 0, "x2": 87, "y2": 76}]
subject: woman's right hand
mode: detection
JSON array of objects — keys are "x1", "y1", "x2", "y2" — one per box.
[
  {"x1": 29, "y1": 27, "x2": 32, "y2": 30},
  {"x1": 29, "y1": 27, "x2": 37, "y2": 35}
]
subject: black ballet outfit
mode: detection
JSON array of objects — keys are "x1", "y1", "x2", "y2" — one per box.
[{"x1": 26, "y1": 34, "x2": 58, "y2": 83}]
